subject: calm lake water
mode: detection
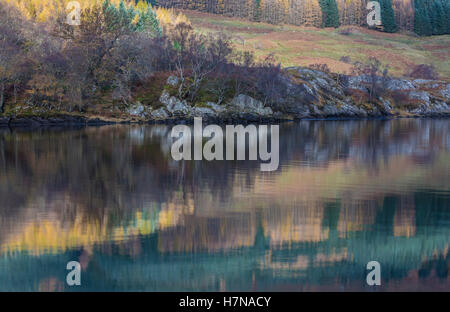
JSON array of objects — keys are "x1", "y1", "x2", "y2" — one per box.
[{"x1": 0, "y1": 119, "x2": 449, "y2": 291}]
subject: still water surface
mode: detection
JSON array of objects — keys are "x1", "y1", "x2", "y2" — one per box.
[{"x1": 0, "y1": 119, "x2": 449, "y2": 291}]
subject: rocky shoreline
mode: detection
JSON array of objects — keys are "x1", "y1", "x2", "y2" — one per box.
[
  {"x1": 1, "y1": 67, "x2": 449, "y2": 127},
  {"x1": 1, "y1": 112, "x2": 448, "y2": 128}
]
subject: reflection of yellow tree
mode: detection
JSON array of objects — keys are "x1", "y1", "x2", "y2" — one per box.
[
  {"x1": 393, "y1": 197, "x2": 416, "y2": 237},
  {"x1": 1, "y1": 121, "x2": 449, "y2": 256},
  {"x1": 3, "y1": 215, "x2": 107, "y2": 255},
  {"x1": 2, "y1": 152, "x2": 449, "y2": 255},
  {"x1": 262, "y1": 202, "x2": 329, "y2": 246},
  {"x1": 1, "y1": 207, "x2": 162, "y2": 255}
]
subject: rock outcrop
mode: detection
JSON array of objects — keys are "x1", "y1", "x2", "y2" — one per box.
[
  {"x1": 156, "y1": 89, "x2": 274, "y2": 122},
  {"x1": 227, "y1": 94, "x2": 273, "y2": 116},
  {"x1": 116, "y1": 71, "x2": 450, "y2": 123},
  {"x1": 126, "y1": 102, "x2": 149, "y2": 118},
  {"x1": 278, "y1": 67, "x2": 450, "y2": 118},
  {"x1": 150, "y1": 108, "x2": 169, "y2": 120}
]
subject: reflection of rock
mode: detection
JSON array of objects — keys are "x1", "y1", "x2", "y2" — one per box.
[
  {"x1": 314, "y1": 249, "x2": 348, "y2": 266},
  {"x1": 38, "y1": 277, "x2": 64, "y2": 292},
  {"x1": 148, "y1": 125, "x2": 170, "y2": 138},
  {"x1": 128, "y1": 127, "x2": 145, "y2": 144},
  {"x1": 0, "y1": 117, "x2": 9, "y2": 126}
]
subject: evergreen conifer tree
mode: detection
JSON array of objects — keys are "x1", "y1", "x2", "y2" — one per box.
[
  {"x1": 319, "y1": 0, "x2": 339, "y2": 28},
  {"x1": 414, "y1": 0, "x2": 432, "y2": 35},
  {"x1": 432, "y1": 0, "x2": 446, "y2": 35},
  {"x1": 380, "y1": 0, "x2": 397, "y2": 33}
]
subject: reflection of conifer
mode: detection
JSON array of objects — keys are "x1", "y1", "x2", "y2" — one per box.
[
  {"x1": 253, "y1": 212, "x2": 269, "y2": 250},
  {"x1": 322, "y1": 201, "x2": 340, "y2": 232},
  {"x1": 374, "y1": 196, "x2": 397, "y2": 235}
]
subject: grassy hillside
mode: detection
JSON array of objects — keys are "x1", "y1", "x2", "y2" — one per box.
[{"x1": 186, "y1": 10, "x2": 450, "y2": 80}]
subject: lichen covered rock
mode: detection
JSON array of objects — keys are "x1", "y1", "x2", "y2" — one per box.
[
  {"x1": 126, "y1": 102, "x2": 148, "y2": 118},
  {"x1": 228, "y1": 94, "x2": 273, "y2": 117}
]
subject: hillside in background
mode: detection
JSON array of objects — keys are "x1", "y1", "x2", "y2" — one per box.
[
  {"x1": 9, "y1": 0, "x2": 450, "y2": 35},
  {"x1": 186, "y1": 9, "x2": 450, "y2": 78},
  {"x1": 157, "y1": 0, "x2": 450, "y2": 35}
]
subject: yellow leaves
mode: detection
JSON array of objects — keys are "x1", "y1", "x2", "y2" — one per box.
[
  {"x1": 7, "y1": 0, "x2": 191, "y2": 32},
  {"x1": 131, "y1": 13, "x2": 140, "y2": 25},
  {"x1": 217, "y1": 0, "x2": 225, "y2": 12},
  {"x1": 156, "y1": 7, "x2": 191, "y2": 34},
  {"x1": 174, "y1": 10, "x2": 191, "y2": 26},
  {"x1": 2, "y1": 217, "x2": 104, "y2": 256},
  {"x1": 8, "y1": 0, "x2": 133, "y2": 22},
  {"x1": 155, "y1": 7, "x2": 173, "y2": 26},
  {"x1": 135, "y1": 0, "x2": 149, "y2": 12},
  {"x1": 1, "y1": 207, "x2": 160, "y2": 255},
  {"x1": 36, "y1": 7, "x2": 49, "y2": 22},
  {"x1": 28, "y1": 74, "x2": 57, "y2": 93}
]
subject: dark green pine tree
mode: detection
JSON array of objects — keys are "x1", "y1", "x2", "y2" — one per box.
[
  {"x1": 445, "y1": 0, "x2": 450, "y2": 34},
  {"x1": 319, "y1": 0, "x2": 340, "y2": 28},
  {"x1": 434, "y1": 0, "x2": 446, "y2": 35},
  {"x1": 428, "y1": 0, "x2": 447, "y2": 35},
  {"x1": 326, "y1": 0, "x2": 340, "y2": 28},
  {"x1": 436, "y1": 0, "x2": 450, "y2": 35},
  {"x1": 254, "y1": 0, "x2": 262, "y2": 22},
  {"x1": 380, "y1": 0, "x2": 397, "y2": 33},
  {"x1": 428, "y1": 0, "x2": 439, "y2": 35},
  {"x1": 414, "y1": 0, "x2": 433, "y2": 36}
]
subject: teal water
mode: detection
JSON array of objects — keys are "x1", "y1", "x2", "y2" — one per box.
[{"x1": 0, "y1": 119, "x2": 449, "y2": 291}]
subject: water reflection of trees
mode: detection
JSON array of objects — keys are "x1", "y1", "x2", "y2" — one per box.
[
  {"x1": 0, "y1": 191, "x2": 448, "y2": 291},
  {"x1": 0, "y1": 119, "x2": 448, "y2": 252},
  {"x1": 0, "y1": 119, "x2": 449, "y2": 290}
]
